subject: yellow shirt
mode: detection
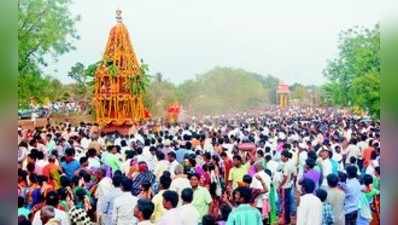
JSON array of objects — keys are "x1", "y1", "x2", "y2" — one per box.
[
  {"x1": 228, "y1": 163, "x2": 249, "y2": 189},
  {"x1": 151, "y1": 190, "x2": 166, "y2": 223},
  {"x1": 192, "y1": 186, "x2": 212, "y2": 218}
]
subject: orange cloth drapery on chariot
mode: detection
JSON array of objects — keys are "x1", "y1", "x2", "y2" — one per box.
[{"x1": 93, "y1": 10, "x2": 149, "y2": 126}]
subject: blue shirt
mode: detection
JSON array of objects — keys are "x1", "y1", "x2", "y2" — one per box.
[
  {"x1": 18, "y1": 207, "x2": 30, "y2": 218},
  {"x1": 226, "y1": 204, "x2": 263, "y2": 225},
  {"x1": 61, "y1": 160, "x2": 80, "y2": 179},
  {"x1": 330, "y1": 159, "x2": 339, "y2": 175},
  {"x1": 343, "y1": 178, "x2": 362, "y2": 214},
  {"x1": 175, "y1": 148, "x2": 193, "y2": 163}
]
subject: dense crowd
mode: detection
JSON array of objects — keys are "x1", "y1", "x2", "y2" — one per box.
[
  {"x1": 17, "y1": 107, "x2": 380, "y2": 225},
  {"x1": 49, "y1": 101, "x2": 86, "y2": 113}
]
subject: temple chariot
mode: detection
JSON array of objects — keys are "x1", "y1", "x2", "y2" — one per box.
[{"x1": 93, "y1": 10, "x2": 149, "y2": 132}]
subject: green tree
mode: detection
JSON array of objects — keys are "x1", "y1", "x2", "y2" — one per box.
[
  {"x1": 129, "y1": 59, "x2": 152, "y2": 96},
  {"x1": 323, "y1": 24, "x2": 380, "y2": 117},
  {"x1": 45, "y1": 78, "x2": 66, "y2": 101},
  {"x1": 67, "y1": 62, "x2": 97, "y2": 101},
  {"x1": 351, "y1": 73, "x2": 380, "y2": 118},
  {"x1": 17, "y1": 74, "x2": 66, "y2": 107},
  {"x1": 18, "y1": 0, "x2": 79, "y2": 74},
  {"x1": 18, "y1": 0, "x2": 79, "y2": 108}
]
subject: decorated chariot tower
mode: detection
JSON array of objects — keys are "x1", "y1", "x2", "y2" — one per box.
[{"x1": 93, "y1": 10, "x2": 147, "y2": 127}]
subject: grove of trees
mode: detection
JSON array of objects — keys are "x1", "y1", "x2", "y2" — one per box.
[{"x1": 322, "y1": 25, "x2": 380, "y2": 118}]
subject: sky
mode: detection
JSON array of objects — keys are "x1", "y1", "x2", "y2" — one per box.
[{"x1": 46, "y1": 0, "x2": 381, "y2": 86}]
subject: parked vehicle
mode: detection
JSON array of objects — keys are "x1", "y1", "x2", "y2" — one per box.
[
  {"x1": 18, "y1": 109, "x2": 33, "y2": 120},
  {"x1": 18, "y1": 107, "x2": 50, "y2": 120}
]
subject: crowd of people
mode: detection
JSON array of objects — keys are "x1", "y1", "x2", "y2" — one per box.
[
  {"x1": 49, "y1": 101, "x2": 85, "y2": 114},
  {"x1": 17, "y1": 107, "x2": 380, "y2": 225}
]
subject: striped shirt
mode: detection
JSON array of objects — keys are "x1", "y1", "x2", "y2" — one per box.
[{"x1": 321, "y1": 202, "x2": 335, "y2": 225}]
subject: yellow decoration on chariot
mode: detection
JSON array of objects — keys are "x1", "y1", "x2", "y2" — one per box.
[{"x1": 93, "y1": 10, "x2": 146, "y2": 126}]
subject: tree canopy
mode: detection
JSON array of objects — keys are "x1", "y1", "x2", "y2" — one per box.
[
  {"x1": 322, "y1": 24, "x2": 380, "y2": 118},
  {"x1": 18, "y1": 0, "x2": 79, "y2": 107},
  {"x1": 66, "y1": 62, "x2": 98, "y2": 102}
]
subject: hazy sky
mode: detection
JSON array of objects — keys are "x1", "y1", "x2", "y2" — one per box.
[{"x1": 46, "y1": 0, "x2": 380, "y2": 85}]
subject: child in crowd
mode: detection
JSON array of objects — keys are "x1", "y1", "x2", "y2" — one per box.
[{"x1": 315, "y1": 188, "x2": 334, "y2": 225}]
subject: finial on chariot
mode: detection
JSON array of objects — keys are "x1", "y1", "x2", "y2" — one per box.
[{"x1": 116, "y1": 9, "x2": 122, "y2": 22}]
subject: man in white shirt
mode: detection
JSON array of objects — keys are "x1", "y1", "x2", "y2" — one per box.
[
  {"x1": 332, "y1": 145, "x2": 344, "y2": 169},
  {"x1": 179, "y1": 188, "x2": 200, "y2": 225},
  {"x1": 134, "y1": 199, "x2": 155, "y2": 225},
  {"x1": 87, "y1": 148, "x2": 101, "y2": 170},
  {"x1": 279, "y1": 150, "x2": 296, "y2": 225},
  {"x1": 120, "y1": 140, "x2": 130, "y2": 157},
  {"x1": 318, "y1": 148, "x2": 333, "y2": 187},
  {"x1": 95, "y1": 168, "x2": 113, "y2": 222},
  {"x1": 167, "y1": 151, "x2": 179, "y2": 177},
  {"x1": 297, "y1": 145, "x2": 308, "y2": 179},
  {"x1": 33, "y1": 208, "x2": 64, "y2": 225},
  {"x1": 278, "y1": 131, "x2": 286, "y2": 140},
  {"x1": 297, "y1": 178, "x2": 322, "y2": 225},
  {"x1": 154, "y1": 151, "x2": 170, "y2": 180},
  {"x1": 34, "y1": 151, "x2": 48, "y2": 175},
  {"x1": 344, "y1": 139, "x2": 361, "y2": 164},
  {"x1": 357, "y1": 135, "x2": 368, "y2": 152},
  {"x1": 170, "y1": 165, "x2": 191, "y2": 198},
  {"x1": 32, "y1": 192, "x2": 70, "y2": 225},
  {"x1": 18, "y1": 144, "x2": 28, "y2": 165},
  {"x1": 250, "y1": 161, "x2": 271, "y2": 212},
  {"x1": 344, "y1": 128, "x2": 352, "y2": 141},
  {"x1": 265, "y1": 155, "x2": 278, "y2": 178},
  {"x1": 157, "y1": 190, "x2": 182, "y2": 225},
  {"x1": 81, "y1": 136, "x2": 91, "y2": 149},
  {"x1": 112, "y1": 177, "x2": 138, "y2": 225},
  {"x1": 114, "y1": 135, "x2": 122, "y2": 147},
  {"x1": 99, "y1": 175, "x2": 123, "y2": 225},
  {"x1": 142, "y1": 145, "x2": 155, "y2": 170}
]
